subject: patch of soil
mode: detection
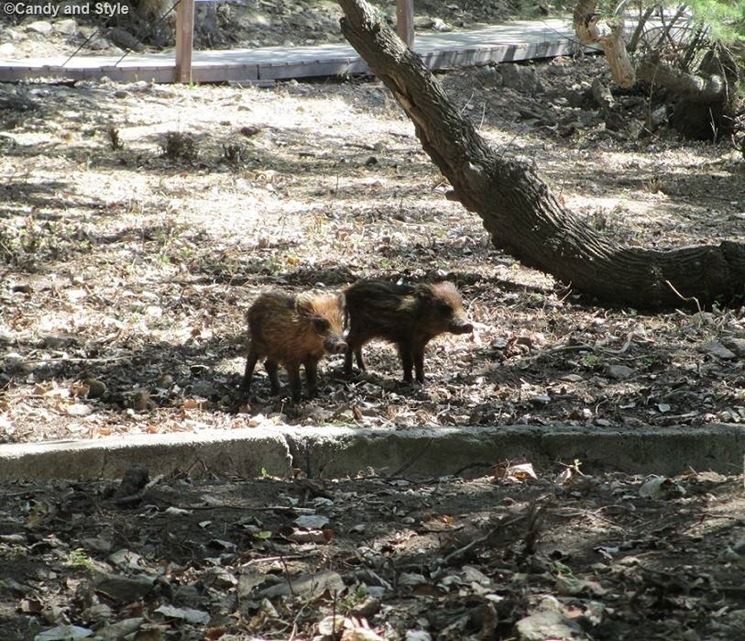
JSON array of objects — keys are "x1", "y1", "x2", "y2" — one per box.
[
  {"x1": 0, "y1": 53, "x2": 743, "y2": 442},
  {"x1": 1, "y1": 466, "x2": 744, "y2": 641}
]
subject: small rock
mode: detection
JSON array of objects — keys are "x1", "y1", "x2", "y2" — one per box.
[
  {"x1": 607, "y1": 364, "x2": 634, "y2": 380},
  {"x1": 414, "y1": 15, "x2": 435, "y2": 28},
  {"x1": 294, "y1": 514, "x2": 330, "y2": 529},
  {"x1": 352, "y1": 595, "x2": 381, "y2": 618},
  {"x1": 701, "y1": 341, "x2": 736, "y2": 360},
  {"x1": 154, "y1": 605, "x2": 210, "y2": 625},
  {"x1": 560, "y1": 373, "x2": 585, "y2": 383},
  {"x1": 26, "y1": 21, "x2": 53, "y2": 35},
  {"x1": 515, "y1": 608, "x2": 585, "y2": 641},
  {"x1": 35, "y1": 625, "x2": 92, "y2": 641},
  {"x1": 108, "y1": 27, "x2": 144, "y2": 52},
  {"x1": 0, "y1": 43, "x2": 16, "y2": 56},
  {"x1": 84, "y1": 378, "x2": 107, "y2": 399},
  {"x1": 190, "y1": 380, "x2": 218, "y2": 398},
  {"x1": 398, "y1": 572, "x2": 428, "y2": 587},
  {"x1": 499, "y1": 63, "x2": 544, "y2": 94},
  {"x1": 94, "y1": 618, "x2": 145, "y2": 641},
  {"x1": 639, "y1": 475, "x2": 685, "y2": 500},
  {"x1": 431, "y1": 18, "x2": 452, "y2": 32},
  {"x1": 93, "y1": 571, "x2": 156, "y2": 603},
  {"x1": 53, "y1": 19, "x2": 78, "y2": 36},
  {"x1": 246, "y1": 13, "x2": 271, "y2": 27},
  {"x1": 462, "y1": 565, "x2": 492, "y2": 586},
  {"x1": 591, "y1": 78, "x2": 614, "y2": 110},
  {"x1": 721, "y1": 337, "x2": 745, "y2": 357}
]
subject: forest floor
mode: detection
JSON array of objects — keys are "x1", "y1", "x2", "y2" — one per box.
[
  {"x1": 1, "y1": 3, "x2": 745, "y2": 640},
  {"x1": 3, "y1": 465, "x2": 745, "y2": 641},
  {"x1": 0, "y1": 57, "x2": 743, "y2": 441}
]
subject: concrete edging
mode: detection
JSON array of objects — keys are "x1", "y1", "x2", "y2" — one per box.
[{"x1": 0, "y1": 424, "x2": 743, "y2": 480}]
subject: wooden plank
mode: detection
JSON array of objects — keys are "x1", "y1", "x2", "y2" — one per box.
[
  {"x1": 0, "y1": 18, "x2": 672, "y2": 84},
  {"x1": 175, "y1": 0, "x2": 196, "y2": 83},
  {"x1": 257, "y1": 58, "x2": 367, "y2": 81},
  {"x1": 396, "y1": 0, "x2": 415, "y2": 48},
  {"x1": 192, "y1": 64, "x2": 260, "y2": 83}
]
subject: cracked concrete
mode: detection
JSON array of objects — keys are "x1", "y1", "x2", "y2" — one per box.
[{"x1": 0, "y1": 424, "x2": 743, "y2": 480}]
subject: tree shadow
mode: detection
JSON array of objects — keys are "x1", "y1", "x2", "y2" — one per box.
[{"x1": 0, "y1": 465, "x2": 737, "y2": 640}]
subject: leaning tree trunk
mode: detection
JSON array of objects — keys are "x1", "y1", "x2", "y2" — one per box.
[{"x1": 337, "y1": 0, "x2": 745, "y2": 309}]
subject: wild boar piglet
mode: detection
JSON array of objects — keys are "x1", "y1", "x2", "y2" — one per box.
[
  {"x1": 343, "y1": 280, "x2": 473, "y2": 384},
  {"x1": 240, "y1": 291, "x2": 346, "y2": 402}
]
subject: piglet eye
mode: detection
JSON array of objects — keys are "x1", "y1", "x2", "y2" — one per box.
[
  {"x1": 437, "y1": 301, "x2": 452, "y2": 315},
  {"x1": 313, "y1": 317, "x2": 330, "y2": 332}
]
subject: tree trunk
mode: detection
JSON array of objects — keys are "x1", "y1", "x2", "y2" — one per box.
[
  {"x1": 573, "y1": 0, "x2": 635, "y2": 88},
  {"x1": 573, "y1": 0, "x2": 738, "y2": 140},
  {"x1": 337, "y1": 0, "x2": 745, "y2": 309}
]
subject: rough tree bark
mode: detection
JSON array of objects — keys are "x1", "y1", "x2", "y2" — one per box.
[
  {"x1": 337, "y1": 0, "x2": 745, "y2": 309},
  {"x1": 573, "y1": 0, "x2": 635, "y2": 88}
]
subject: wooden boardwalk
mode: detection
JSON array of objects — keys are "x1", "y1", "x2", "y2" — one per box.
[{"x1": 0, "y1": 19, "x2": 594, "y2": 83}]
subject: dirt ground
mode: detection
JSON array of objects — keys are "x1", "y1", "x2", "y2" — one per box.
[
  {"x1": 2, "y1": 466, "x2": 745, "y2": 641},
  {"x1": 1, "y1": 55, "x2": 744, "y2": 441},
  {"x1": 1, "y1": 4, "x2": 745, "y2": 640}
]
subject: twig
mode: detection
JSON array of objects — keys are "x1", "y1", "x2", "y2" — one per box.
[
  {"x1": 628, "y1": 5, "x2": 655, "y2": 53},
  {"x1": 280, "y1": 553, "x2": 295, "y2": 598},
  {"x1": 241, "y1": 554, "x2": 312, "y2": 567},
  {"x1": 287, "y1": 604, "x2": 308, "y2": 641},
  {"x1": 441, "y1": 513, "x2": 524, "y2": 566},
  {"x1": 665, "y1": 279, "x2": 702, "y2": 313}
]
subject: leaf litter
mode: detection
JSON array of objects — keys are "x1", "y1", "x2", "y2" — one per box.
[
  {"x1": 1, "y1": 56, "x2": 743, "y2": 442},
  {"x1": 1, "y1": 465, "x2": 745, "y2": 640},
  {"x1": 1, "y1": 9, "x2": 744, "y2": 640}
]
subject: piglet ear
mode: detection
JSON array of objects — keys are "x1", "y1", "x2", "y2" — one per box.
[
  {"x1": 296, "y1": 294, "x2": 314, "y2": 317},
  {"x1": 415, "y1": 286, "x2": 434, "y2": 301}
]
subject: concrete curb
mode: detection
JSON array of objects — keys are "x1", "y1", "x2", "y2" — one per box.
[{"x1": 1, "y1": 425, "x2": 744, "y2": 480}]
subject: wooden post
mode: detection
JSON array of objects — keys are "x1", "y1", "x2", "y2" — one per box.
[
  {"x1": 396, "y1": 0, "x2": 414, "y2": 48},
  {"x1": 175, "y1": 0, "x2": 195, "y2": 83}
]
